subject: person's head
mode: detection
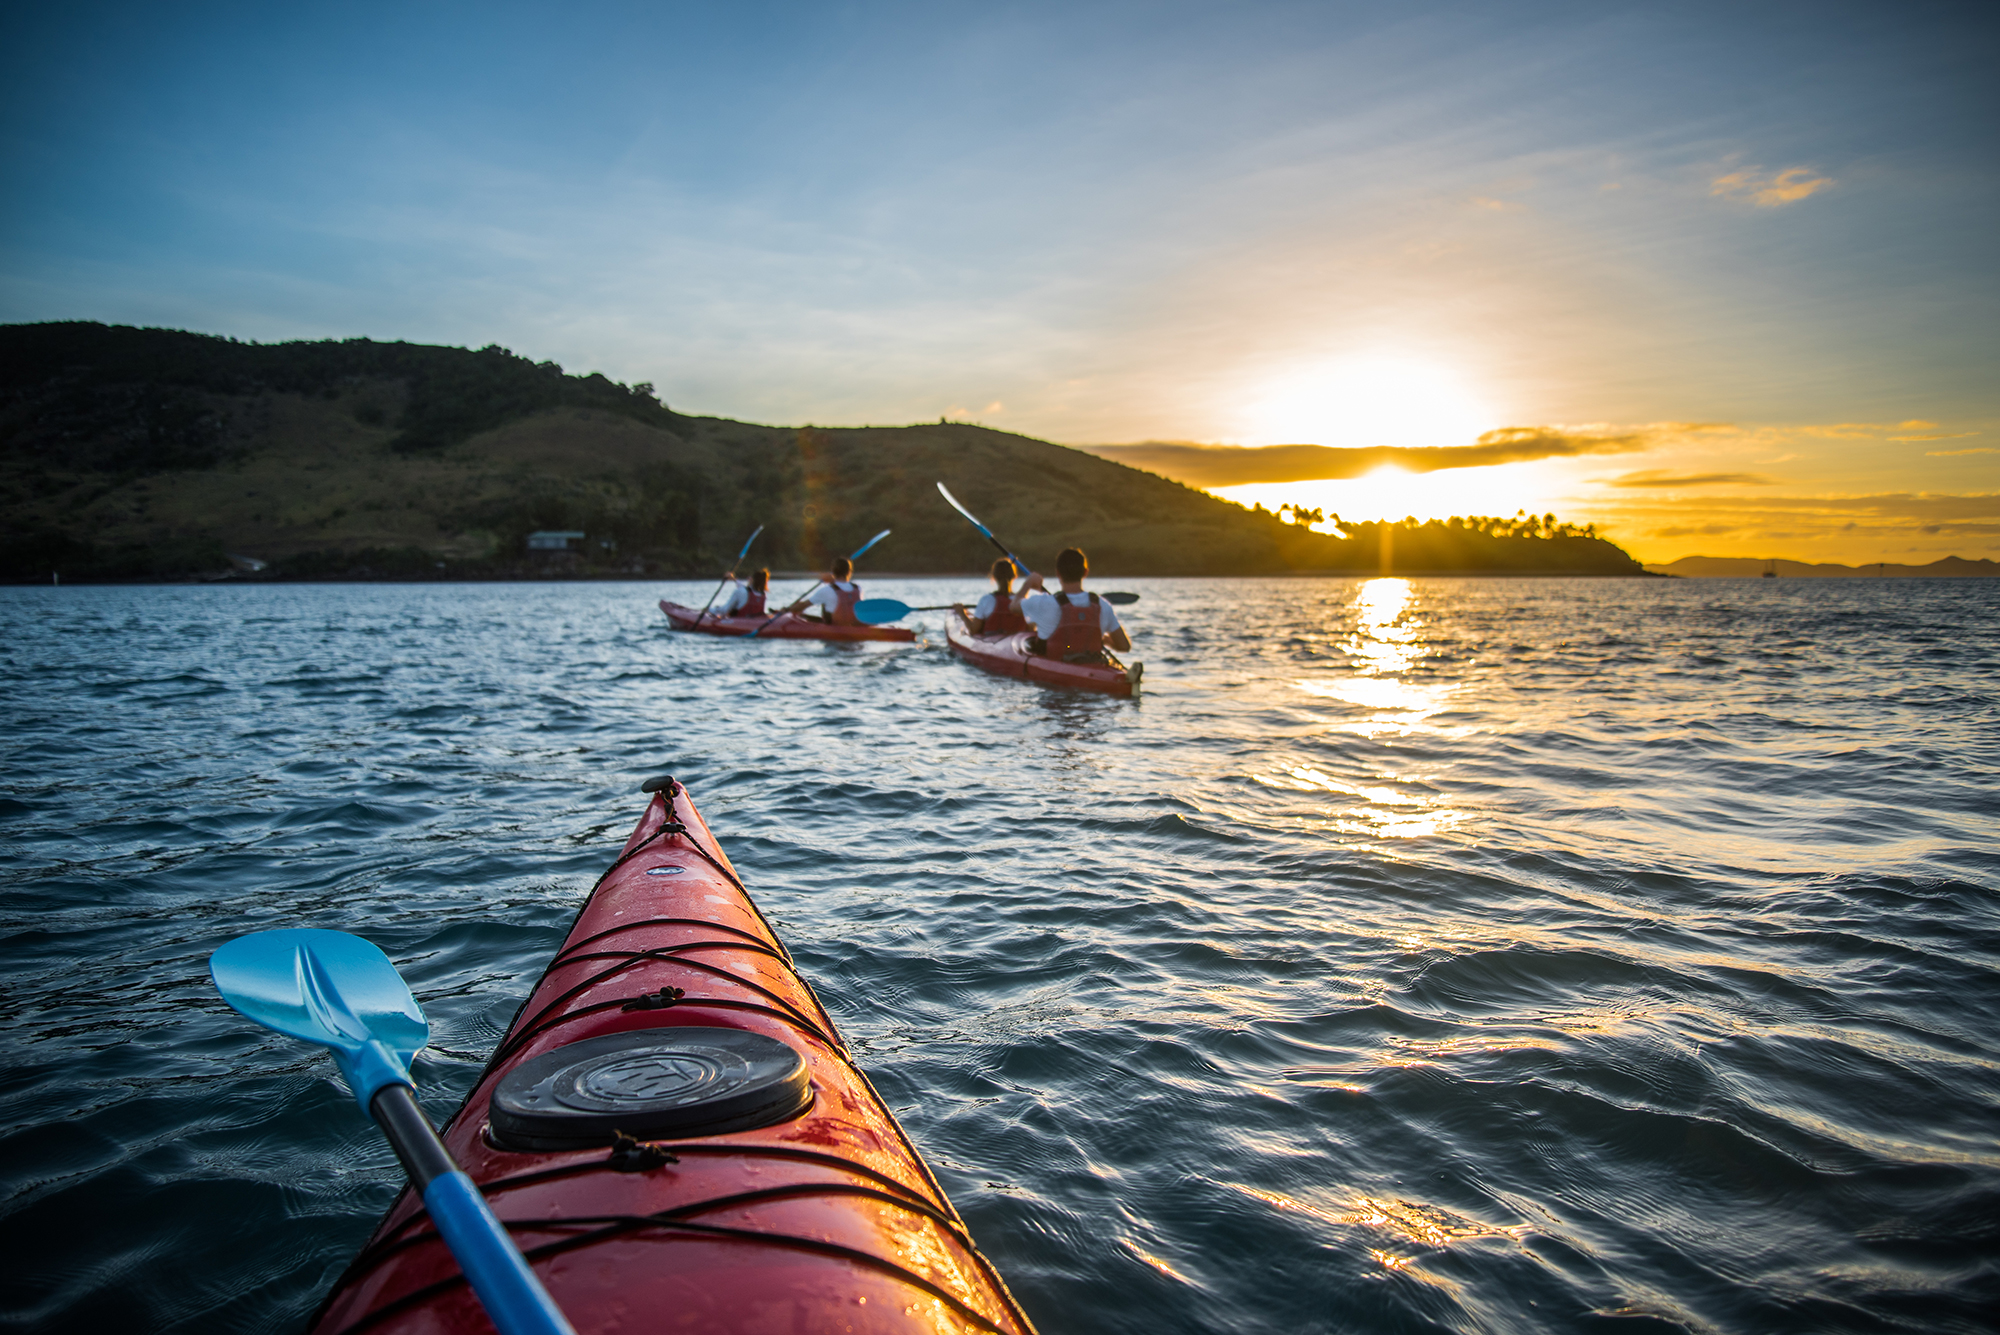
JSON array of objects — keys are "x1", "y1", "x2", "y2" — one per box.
[
  {"x1": 749, "y1": 568, "x2": 769, "y2": 592},
  {"x1": 1056, "y1": 547, "x2": 1087, "y2": 583},
  {"x1": 832, "y1": 557, "x2": 853, "y2": 582},
  {"x1": 991, "y1": 557, "x2": 1016, "y2": 590}
]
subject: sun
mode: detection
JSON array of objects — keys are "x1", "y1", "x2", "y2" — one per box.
[{"x1": 1243, "y1": 356, "x2": 1494, "y2": 450}]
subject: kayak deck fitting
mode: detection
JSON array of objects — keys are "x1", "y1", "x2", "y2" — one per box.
[
  {"x1": 310, "y1": 779, "x2": 1035, "y2": 1335},
  {"x1": 945, "y1": 620, "x2": 1142, "y2": 697},
  {"x1": 661, "y1": 599, "x2": 918, "y2": 642}
]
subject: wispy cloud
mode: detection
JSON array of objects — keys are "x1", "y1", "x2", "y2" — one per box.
[
  {"x1": 1596, "y1": 492, "x2": 2000, "y2": 524},
  {"x1": 1927, "y1": 446, "x2": 1996, "y2": 457},
  {"x1": 1894, "y1": 430, "x2": 1979, "y2": 442},
  {"x1": 1711, "y1": 165, "x2": 1834, "y2": 207},
  {"x1": 1075, "y1": 424, "x2": 1692, "y2": 486},
  {"x1": 1582, "y1": 491, "x2": 2000, "y2": 561},
  {"x1": 1652, "y1": 523, "x2": 1741, "y2": 537},
  {"x1": 1604, "y1": 470, "x2": 1777, "y2": 488}
]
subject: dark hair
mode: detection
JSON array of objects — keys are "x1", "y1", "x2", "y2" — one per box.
[
  {"x1": 749, "y1": 568, "x2": 769, "y2": 592},
  {"x1": 1056, "y1": 547, "x2": 1087, "y2": 582},
  {"x1": 991, "y1": 557, "x2": 1016, "y2": 588},
  {"x1": 832, "y1": 557, "x2": 853, "y2": 580}
]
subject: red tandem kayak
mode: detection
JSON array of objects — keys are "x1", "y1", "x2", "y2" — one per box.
[
  {"x1": 310, "y1": 778, "x2": 1035, "y2": 1335},
  {"x1": 661, "y1": 599, "x2": 917, "y2": 643},
  {"x1": 945, "y1": 619, "x2": 1142, "y2": 697}
]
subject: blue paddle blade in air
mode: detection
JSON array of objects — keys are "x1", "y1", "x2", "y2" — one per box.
[
  {"x1": 210, "y1": 928, "x2": 428, "y2": 1113},
  {"x1": 852, "y1": 597, "x2": 910, "y2": 625}
]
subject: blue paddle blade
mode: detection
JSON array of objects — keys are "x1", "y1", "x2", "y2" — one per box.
[
  {"x1": 210, "y1": 928, "x2": 428, "y2": 1114},
  {"x1": 852, "y1": 597, "x2": 911, "y2": 624},
  {"x1": 849, "y1": 528, "x2": 891, "y2": 560}
]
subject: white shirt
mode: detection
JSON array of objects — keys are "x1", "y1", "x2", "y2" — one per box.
[
  {"x1": 1020, "y1": 589, "x2": 1122, "y2": 639},
  {"x1": 973, "y1": 590, "x2": 1015, "y2": 620},
  {"x1": 716, "y1": 582, "x2": 762, "y2": 616},
  {"x1": 805, "y1": 580, "x2": 858, "y2": 611}
]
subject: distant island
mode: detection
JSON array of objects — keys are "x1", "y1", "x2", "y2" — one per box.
[
  {"x1": 0, "y1": 322, "x2": 1655, "y2": 581},
  {"x1": 1646, "y1": 555, "x2": 1999, "y2": 578}
]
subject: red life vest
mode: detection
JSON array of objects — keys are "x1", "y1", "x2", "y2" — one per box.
[
  {"x1": 828, "y1": 581, "x2": 861, "y2": 626},
  {"x1": 983, "y1": 590, "x2": 1027, "y2": 635},
  {"x1": 1043, "y1": 591, "x2": 1103, "y2": 658},
  {"x1": 736, "y1": 586, "x2": 767, "y2": 617}
]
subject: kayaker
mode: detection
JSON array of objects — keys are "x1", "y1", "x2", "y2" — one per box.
[
  {"x1": 956, "y1": 557, "x2": 1029, "y2": 636},
  {"x1": 785, "y1": 557, "x2": 863, "y2": 625},
  {"x1": 715, "y1": 568, "x2": 771, "y2": 618},
  {"x1": 1019, "y1": 547, "x2": 1131, "y2": 662}
]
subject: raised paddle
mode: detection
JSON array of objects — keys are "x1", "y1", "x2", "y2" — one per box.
[
  {"x1": 852, "y1": 592, "x2": 1140, "y2": 625},
  {"x1": 210, "y1": 929, "x2": 576, "y2": 1335},
  {"x1": 693, "y1": 524, "x2": 765, "y2": 626},
  {"x1": 933, "y1": 482, "x2": 1140, "y2": 606},
  {"x1": 936, "y1": 481, "x2": 1025, "y2": 571},
  {"x1": 749, "y1": 528, "x2": 892, "y2": 637}
]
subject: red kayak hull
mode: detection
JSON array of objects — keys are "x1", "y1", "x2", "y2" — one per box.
[
  {"x1": 311, "y1": 783, "x2": 1034, "y2": 1335},
  {"x1": 661, "y1": 599, "x2": 917, "y2": 642},
  {"x1": 945, "y1": 620, "x2": 1141, "y2": 697}
]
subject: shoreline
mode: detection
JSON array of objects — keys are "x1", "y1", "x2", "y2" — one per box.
[{"x1": 23, "y1": 568, "x2": 2000, "y2": 589}]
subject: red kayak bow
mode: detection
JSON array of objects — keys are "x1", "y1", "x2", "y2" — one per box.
[{"x1": 310, "y1": 778, "x2": 1035, "y2": 1335}]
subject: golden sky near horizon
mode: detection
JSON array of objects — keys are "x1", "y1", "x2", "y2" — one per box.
[{"x1": 1107, "y1": 362, "x2": 2000, "y2": 565}]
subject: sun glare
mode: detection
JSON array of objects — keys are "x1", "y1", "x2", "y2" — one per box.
[{"x1": 1244, "y1": 356, "x2": 1494, "y2": 451}]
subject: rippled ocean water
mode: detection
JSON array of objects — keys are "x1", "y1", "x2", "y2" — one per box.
[{"x1": 2, "y1": 576, "x2": 1996, "y2": 1334}]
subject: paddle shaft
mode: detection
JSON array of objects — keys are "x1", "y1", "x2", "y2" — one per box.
[
  {"x1": 372, "y1": 1084, "x2": 575, "y2": 1335},
  {"x1": 693, "y1": 525, "x2": 765, "y2": 626}
]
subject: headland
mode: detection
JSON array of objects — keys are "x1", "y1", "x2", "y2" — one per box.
[{"x1": 1, "y1": 323, "x2": 1654, "y2": 581}]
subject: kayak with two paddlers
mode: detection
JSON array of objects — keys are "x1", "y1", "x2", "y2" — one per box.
[
  {"x1": 666, "y1": 528, "x2": 914, "y2": 641},
  {"x1": 660, "y1": 600, "x2": 918, "y2": 642}
]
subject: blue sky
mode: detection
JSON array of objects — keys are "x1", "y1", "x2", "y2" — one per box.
[{"x1": 4, "y1": 0, "x2": 1995, "y2": 560}]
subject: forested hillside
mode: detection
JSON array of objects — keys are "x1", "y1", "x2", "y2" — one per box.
[{"x1": 1, "y1": 323, "x2": 1649, "y2": 580}]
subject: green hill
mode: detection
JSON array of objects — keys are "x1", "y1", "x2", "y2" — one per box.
[{"x1": 1, "y1": 322, "x2": 1649, "y2": 580}]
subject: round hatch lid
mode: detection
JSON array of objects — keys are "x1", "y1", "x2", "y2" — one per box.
[{"x1": 488, "y1": 1027, "x2": 811, "y2": 1150}]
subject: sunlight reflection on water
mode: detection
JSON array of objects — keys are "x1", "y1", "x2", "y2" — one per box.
[{"x1": 1273, "y1": 578, "x2": 1468, "y2": 835}]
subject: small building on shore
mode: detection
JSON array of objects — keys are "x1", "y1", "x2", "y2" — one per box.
[{"x1": 526, "y1": 531, "x2": 586, "y2": 553}]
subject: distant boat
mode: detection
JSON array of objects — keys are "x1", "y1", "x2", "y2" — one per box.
[{"x1": 1762, "y1": 559, "x2": 1777, "y2": 578}]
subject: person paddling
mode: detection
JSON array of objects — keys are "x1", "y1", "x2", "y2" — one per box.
[
  {"x1": 783, "y1": 557, "x2": 864, "y2": 625},
  {"x1": 956, "y1": 557, "x2": 1029, "y2": 636},
  {"x1": 715, "y1": 568, "x2": 771, "y2": 618},
  {"x1": 1019, "y1": 547, "x2": 1131, "y2": 663}
]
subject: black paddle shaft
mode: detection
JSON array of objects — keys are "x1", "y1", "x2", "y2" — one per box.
[{"x1": 371, "y1": 1083, "x2": 456, "y2": 1192}]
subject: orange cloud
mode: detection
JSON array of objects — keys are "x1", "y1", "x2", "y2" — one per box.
[
  {"x1": 1076, "y1": 424, "x2": 1688, "y2": 487},
  {"x1": 1928, "y1": 446, "x2": 1996, "y2": 457},
  {"x1": 1711, "y1": 165, "x2": 1834, "y2": 207},
  {"x1": 1605, "y1": 470, "x2": 1778, "y2": 488}
]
